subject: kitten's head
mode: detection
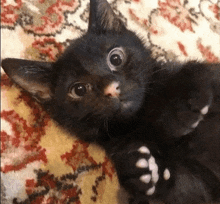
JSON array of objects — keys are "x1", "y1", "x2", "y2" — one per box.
[{"x1": 1, "y1": 0, "x2": 154, "y2": 141}]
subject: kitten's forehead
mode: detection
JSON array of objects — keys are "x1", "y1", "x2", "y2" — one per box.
[
  {"x1": 59, "y1": 35, "x2": 114, "y2": 74},
  {"x1": 75, "y1": 31, "x2": 142, "y2": 55},
  {"x1": 55, "y1": 29, "x2": 148, "y2": 87},
  {"x1": 67, "y1": 32, "x2": 142, "y2": 72}
]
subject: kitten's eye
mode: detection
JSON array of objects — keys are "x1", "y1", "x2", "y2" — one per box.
[
  {"x1": 110, "y1": 54, "x2": 122, "y2": 66},
  {"x1": 107, "y1": 47, "x2": 125, "y2": 71},
  {"x1": 69, "y1": 83, "x2": 91, "y2": 99}
]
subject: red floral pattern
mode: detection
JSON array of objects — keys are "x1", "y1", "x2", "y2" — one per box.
[
  {"x1": 197, "y1": 40, "x2": 220, "y2": 63},
  {"x1": 61, "y1": 141, "x2": 98, "y2": 171},
  {"x1": 23, "y1": 170, "x2": 82, "y2": 204},
  {"x1": 1, "y1": 110, "x2": 48, "y2": 173},
  {"x1": 1, "y1": 0, "x2": 80, "y2": 35},
  {"x1": 129, "y1": 8, "x2": 149, "y2": 28},
  {"x1": 159, "y1": 0, "x2": 194, "y2": 32},
  {"x1": 1, "y1": 0, "x2": 23, "y2": 28},
  {"x1": 24, "y1": 0, "x2": 80, "y2": 35},
  {"x1": 177, "y1": 41, "x2": 188, "y2": 56},
  {"x1": 32, "y1": 38, "x2": 65, "y2": 61},
  {"x1": 209, "y1": 4, "x2": 220, "y2": 20}
]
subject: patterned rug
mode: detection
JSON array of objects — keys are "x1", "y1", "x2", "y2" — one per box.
[{"x1": 1, "y1": 0, "x2": 220, "y2": 203}]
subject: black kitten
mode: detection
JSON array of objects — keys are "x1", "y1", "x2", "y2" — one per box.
[{"x1": 2, "y1": 0, "x2": 220, "y2": 203}]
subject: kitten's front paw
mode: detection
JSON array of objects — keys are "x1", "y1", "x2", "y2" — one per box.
[
  {"x1": 135, "y1": 146, "x2": 162, "y2": 196},
  {"x1": 113, "y1": 144, "x2": 170, "y2": 197},
  {"x1": 188, "y1": 104, "x2": 210, "y2": 130}
]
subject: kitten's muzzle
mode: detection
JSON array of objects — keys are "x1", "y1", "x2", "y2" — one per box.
[
  {"x1": 103, "y1": 81, "x2": 144, "y2": 117},
  {"x1": 104, "y1": 81, "x2": 120, "y2": 98}
]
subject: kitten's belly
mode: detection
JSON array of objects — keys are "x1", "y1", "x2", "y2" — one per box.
[{"x1": 189, "y1": 146, "x2": 220, "y2": 182}]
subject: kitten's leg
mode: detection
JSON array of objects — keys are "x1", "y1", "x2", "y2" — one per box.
[
  {"x1": 160, "y1": 159, "x2": 220, "y2": 204},
  {"x1": 108, "y1": 141, "x2": 169, "y2": 202},
  {"x1": 108, "y1": 140, "x2": 220, "y2": 204}
]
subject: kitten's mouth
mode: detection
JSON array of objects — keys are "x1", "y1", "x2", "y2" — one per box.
[
  {"x1": 121, "y1": 101, "x2": 133, "y2": 109},
  {"x1": 118, "y1": 100, "x2": 138, "y2": 117}
]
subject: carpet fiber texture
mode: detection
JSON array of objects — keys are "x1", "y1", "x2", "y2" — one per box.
[{"x1": 1, "y1": 0, "x2": 220, "y2": 203}]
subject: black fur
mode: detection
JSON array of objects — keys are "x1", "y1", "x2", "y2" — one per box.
[{"x1": 2, "y1": 0, "x2": 220, "y2": 203}]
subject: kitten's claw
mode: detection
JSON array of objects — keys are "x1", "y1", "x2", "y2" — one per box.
[
  {"x1": 140, "y1": 174, "x2": 151, "y2": 183},
  {"x1": 138, "y1": 146, "x2": 150, "y2": 154},
  {"x1": 146, "y1": 186, "x2": 155, "y2": 195},
  {"x1": 191, "y1": 120, "x2": 201, "y2": 128},
  {"x1": 163, "y1": 168, "x2": 170, "y2": 180},
  {"x1": 148, "y1": 156, "x2": 159, "y2": 183},
  {"x1": 136, "y1": 158, "x2": 148, "y2": 168},
  {"x1": 200, "y1": 105, "x2": 209, "y2": 115},
  {"x1": 190, "y1": 104, "x2": 210, "y2": 130}
]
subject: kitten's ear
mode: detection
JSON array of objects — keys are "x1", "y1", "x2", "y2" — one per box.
[
  {"x1": 88, "y1": 0, "x2": 125, "y2": 34},
  {"x1": 1, "y1": 58, "x2": 54, "y2": 102}
]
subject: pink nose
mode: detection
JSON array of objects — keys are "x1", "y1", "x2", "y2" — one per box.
[{"x1": 104, "y1": 81, "x2": 120, "y2": 98}]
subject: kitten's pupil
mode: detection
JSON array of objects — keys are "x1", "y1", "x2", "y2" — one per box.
[
  {"x1": 110, "y1": 54, "x2": 122, "y2": 66},
  {"x1": 74, "y1": 84, "x2": 87, "y2": 96}
]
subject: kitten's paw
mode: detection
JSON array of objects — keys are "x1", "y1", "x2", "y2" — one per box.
[
  {"x1": 159, "y1": 99, "x2": 212, "y2": 138},
  {"x1": 157, "y1": 65, "x2": 214, "y2": 138},
  {"x1": 136, "y1": 146, "x2": 158, "y2": 196},
  {"x1": 136, "y1": 146, "x2": 170, "y2": 196},
  {"x1": 114, "y1": 144, "x2": 170, "y2": 197},
  {"x1": 182, "y1": 104, "x2": 211, "y2": 135},
  {"x1": 190, "y1": 105, "x2": 209, "y2": 128}
]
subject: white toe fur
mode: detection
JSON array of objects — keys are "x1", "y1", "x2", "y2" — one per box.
[
  {"x1": 146, "y1": 186, "x2": 155, "y2": 195},
  {"x1": 201, "y1": 105, "x2": 209, "y2": 115},
  {"x1": 138, "y1": 146, "x2": 150, "y2": 154},
  {"x1": 191, "y1": 120, "x2": 200, "y2": 128},
  {"x1": 148, "y1": 156, "x2": 159, "y2": 183},
  {"x1": 163, "y1": 168, "x2": 170, "y2": 180},
  {"x1": 136, "y1": 158, "x2": 148, "y2": 168},
  {"x1": 140, "y1": 174, "x2": 151, "y2": 183}
]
